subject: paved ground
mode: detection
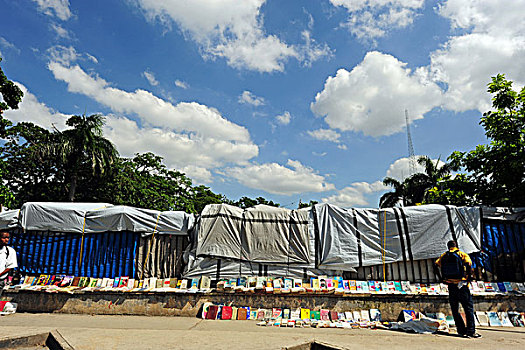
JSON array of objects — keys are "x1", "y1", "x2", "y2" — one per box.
[{"x1": 1, "y1": 313, "x2": 525, "y2": 350}]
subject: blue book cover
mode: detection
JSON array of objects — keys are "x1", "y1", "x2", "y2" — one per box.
[
  {"x1": 487, "y1": 311, "x2": 502, "y2": 326},
  {"x1": 497, "y1": 282, "x2": 507, "y2": 292}
]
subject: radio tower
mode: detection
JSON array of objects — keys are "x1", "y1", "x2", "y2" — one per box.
[{"x1": 405, "y1": 109, "x2": 417, "y2": 176}]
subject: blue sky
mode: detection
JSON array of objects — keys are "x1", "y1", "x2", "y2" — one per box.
[{"x1": 1, "y1": 0, "x2": 523, "y2": 208}]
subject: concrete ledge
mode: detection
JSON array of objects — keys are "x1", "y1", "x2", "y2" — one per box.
[{"x1": 3, "y1": 290, "x2": 525, "y2": 321}]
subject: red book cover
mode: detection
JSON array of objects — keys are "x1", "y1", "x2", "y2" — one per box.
[
  {"x1": 221, "y1": 306, "x2": 233, "y2": 320},
  {"x1": 329, "y1": 310, "x2": 339, "y2": 321},
  {"x1": 206, "y1": 305, "x2": 219, "y2": 320}
]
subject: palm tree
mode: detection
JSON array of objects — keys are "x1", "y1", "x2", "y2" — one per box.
[
  {"x1": 379, "y1": 177, "x2": 407, "y2": 208},
  {"x1": 41, "y1": 114, "x2": 118, "y2": 201},
  {"x1": 379, "y1": 156, "x2": 455, "y2": 208}
]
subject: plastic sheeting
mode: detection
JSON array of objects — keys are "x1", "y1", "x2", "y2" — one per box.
[
  {"x1": 84, "y1": 206, "x2": 194, "y2": 235},
  {"x1": 313, "y1": 203, "x2": 481, "y2": 269},
  {"x1": 7, "y1": 202, "x2": 194, "y2": 235},
  {"x1": 195, "y1": 204, "x2": 310, "y2": 264},
  {"x1": 0, "y1": 209, "x2": 19, "y2": 230},
  {"x1": 19, "y1": 202, "x2": 113, "y2": 233},
  {"x1": 481, "y1": 207, "x2": 525, "y2": 222}
]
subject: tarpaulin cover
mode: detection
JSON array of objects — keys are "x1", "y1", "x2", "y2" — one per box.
[
  {"x1": 313, "y1": 203, "x2": 481, "y2": 268},
  {"x1": 19, "y1": 202, "x2": 113, "y2": 233},
  {"x1": 183, "y1": 254, "x2": 340, "y2": 279},
  {"x1": 314, "y1": 204, "x2": 381, "y2": 270},
  {"x1": 0, "y1": 209, "x2": 19, "y2": 230},
  {"x1": 243, "y1": 205, "x2": 310, "y2": 264},
  {"x1": 16, "y1": 202, "x2": 194, "y2": 235},
  {"x1": 481, "y1": 207, "x2": 525, "y2": 222},
  {"x1": 195, "y1": 204, "x2": 310, "y2": 264},
  {"x1": 84, "y1": 205, "x2": 194, "y2": 235}
]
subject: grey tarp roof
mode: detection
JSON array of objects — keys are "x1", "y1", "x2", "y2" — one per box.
[
  {"x1": 195, "y1": 204, "x2": 310, "y2": 264},
  {"x1": 0, "y1": 209, "x2": 20, "y2": 230},
  {"x1": 84, "y1": 205, "x2": 194, "y2": 235},
  {"x1": 4, "y1": 202, "x2": 194, "y2": 235},
  {"x1": 313, "y1": 203, "x2": 481, "y2": 268},
  {"x1": 19, "y1": 202, "x2": 113, "y2": 233},
  {"x1": 481, "y1": 206, "x2": 525, "y2": 222}
]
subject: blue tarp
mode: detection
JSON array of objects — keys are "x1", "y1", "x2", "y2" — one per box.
[{"x1": 9, "y1": 231, "x2": 139, "y2": 278}]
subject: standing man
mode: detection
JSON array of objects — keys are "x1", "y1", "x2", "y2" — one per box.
[
  {"x1": 435, "y1": 240, "x2": 481, "y2": 338},
  {"x1": 0, "y1": 231, "x2": 17, "y2": 298}
]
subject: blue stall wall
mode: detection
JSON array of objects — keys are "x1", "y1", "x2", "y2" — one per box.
[{"x1": 9, "y1": 230, "x2": 139, "y2": 278}]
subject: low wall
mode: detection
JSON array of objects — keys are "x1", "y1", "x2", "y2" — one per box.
[{"x1": 3, "y1": 290, "x2": 525, "y2": 321}]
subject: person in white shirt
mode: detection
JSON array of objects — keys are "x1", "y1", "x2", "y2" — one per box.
[{"x1": 0, "y1": 231, "x2": 17, "y2": 298}]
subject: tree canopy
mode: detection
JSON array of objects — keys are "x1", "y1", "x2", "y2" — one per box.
[{"x1": 449, "y1": 74, "x2": 525, "y2": 206}]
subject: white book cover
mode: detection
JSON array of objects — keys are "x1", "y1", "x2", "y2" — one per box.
[
  {"x1": 353, "y1": 311, "x2": 361, "y2": 322},
  {"x1": 344, "y1": 311, "x2": 353, "y2": 321},
  {"x1": 290, "y1": 308, "x2": 301, "y2": 320},
  {"x1": 369, "y1": 309, "x2": 381, "y2": 322},
  {"x1": 476, "y1": 311, "x2": 489, "y2": 326},
  {"x1": 360, "y1": 310, "x2": 370, "y2": 321}
]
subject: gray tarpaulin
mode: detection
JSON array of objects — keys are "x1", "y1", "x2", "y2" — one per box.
[
  {"x1": 84, "y1": 206, "x2": 194, "y2": 235},
  {"x1": 243, "y1": 205, "x2": 310, "y2": 264},
  {"x1": 196, "y1": 204, "x2": 244, "y2": 260},
  {"x1": 0, "y1": 209, "x2": 20, "y2": 230},
  {"x1": 16, "y1": 202, "x2": 194, "y2": 235},
  {"x1": 313, "y1": 203, "x2": 481, "y2": 268},
  {"x1": 195, "y1": 204, "x2": 310, "y2": 264},
  {"x1": 19, "y1": 202, "x2": 112, "y2": 233},
  {"x1": 481, "y1": 206, "x2": 525, "y2": 222}
]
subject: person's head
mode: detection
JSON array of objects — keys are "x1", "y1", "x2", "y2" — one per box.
[
  {"x1": 0, "y1": 231, "x2": 10, "y2": 247},
  {"x1": 447, "y1": 240, "x2": 457, "y2": 249}
]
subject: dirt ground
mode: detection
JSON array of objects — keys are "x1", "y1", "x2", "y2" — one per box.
[{"x1": 1, "y1": 313, "x2": 525, "y2": 350}]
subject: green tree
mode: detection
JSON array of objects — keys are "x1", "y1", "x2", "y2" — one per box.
[
  {"x1": 449, "y1": 74, "x2": 525, "y2": 206},
  {"x1": 100, "y1": 152, "x2": 196, "y2": 212},
  {"x1": 298, "y1": 200, "x2": 318, "y2": 209},
  {"x1": 379, "y1": 177, "x2": 407, "y2": 208},
  {"x1": 0, "y1": 57, "x2": 23, "y2": 136},
  {"x1": 0, "y1": 122, "x2": 64, "y2": 207},
  {"x1": 193, "y1": 185, "x2": 228, "y2": 213},
  {"x1": 233, "y1": 196, "x2": 280, "y2": 209},
  {"x1": 40, "y1": 114, "x2": 118, "y2": 201}
]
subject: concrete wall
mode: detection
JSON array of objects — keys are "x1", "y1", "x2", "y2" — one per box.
[{"x1": 3, "y1": 290, "x2": 525, "y2": 321}]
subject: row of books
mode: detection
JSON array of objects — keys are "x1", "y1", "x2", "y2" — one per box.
[
  {"x1": 412, "y1": 310, "x2": 525, "y2": 328},
  {"x1": 12, "y1": 274, "x2": 212, "y2": 293},
  {"x1": 202, "y1": 303, "x2": 384, "y2": 329},
  {"x1": 215, "y1": 276, "x2": 525, "y2": 296},
  {"x1": 8, "y1": 274, "x2": 525, "y2": 296}
]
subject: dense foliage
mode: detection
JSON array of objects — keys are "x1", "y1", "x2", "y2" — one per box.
[{"x1": 381, "y1": 74, "x2": 525, "y2": 208}]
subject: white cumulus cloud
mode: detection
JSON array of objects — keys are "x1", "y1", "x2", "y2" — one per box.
[
  {"x1": 430, "y1": 0, "x2": 525, "y2": 113},
  {"x1": 275, "y1": 111, "x2": 291, "y2": 125},
  {"x1": 239, "y1": 90, "x2": 265, "y2": 106},
  {"x1": 330, "y1": 0, "x2": 425, "y2": 42},
  {"x1": 133, "y1": 0, "x2": 329, "y2": 72},
  {"x1": 174, "y1": 79, "x2": 189, "y2": 89},
  {"x1": 311, "y1": 51, "x2": 442, "y2": 137},
  {"x1": 227, "y1": 159, "x2": 335, "y2": 195},
  {"x1": 33, "y1": 0, "x2": 72, "y2": 21},
  {"x1": 322, "y1": 181, "x2": 387, "y2": 207},
  {"x1": 45, "y1": 49, "x2": 259, "y2": 174},
  {"x1": 142, "y1": 70, "x2": 159, "y2": 86},
  {"x1": 3, "y1": 83, "x2": 69, "y2": 131},
  {"x1": 307, "y1": 128, "x2": 341, "y2": 143}
]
